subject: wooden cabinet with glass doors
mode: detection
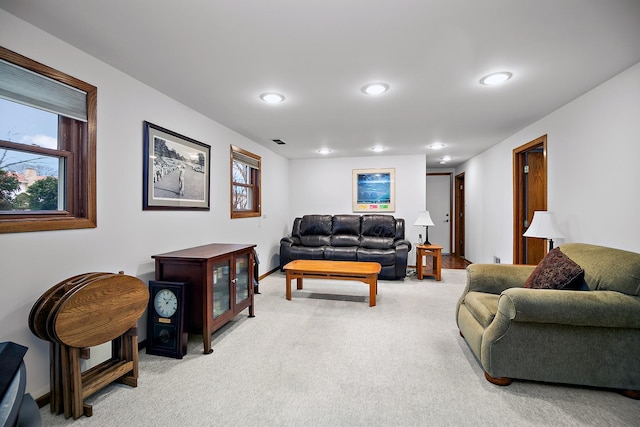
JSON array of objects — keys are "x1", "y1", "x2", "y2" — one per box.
[{"x1": 152, "y1": 243, "x2": 255, "y2": 354}]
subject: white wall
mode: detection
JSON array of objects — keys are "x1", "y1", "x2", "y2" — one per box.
[
  {"x1": 288, "y1": 154, "x2": 426, "y2": 261},
  {"x1": 1, "y1": 10, "x2": 290, "y2": 397},
  {"x1": 4, "y1": 7, "x2": 640, "y2": 400},
  {"x1": 458, "y1": 62, "x2": 640, "y2": 263}
]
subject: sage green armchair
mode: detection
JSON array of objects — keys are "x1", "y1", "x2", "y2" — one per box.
[{"x1": 456, "y1": 243, "x2": 640, "y2": 397}]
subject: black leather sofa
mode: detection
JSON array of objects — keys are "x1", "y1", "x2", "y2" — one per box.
[{"x1": 279, "y1": 214, "x2": 412, "y2": 280}]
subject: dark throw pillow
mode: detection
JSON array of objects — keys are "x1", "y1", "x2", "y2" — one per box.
[{"x1": 525, "y1": 247, "x2": 585, "y2": 290}]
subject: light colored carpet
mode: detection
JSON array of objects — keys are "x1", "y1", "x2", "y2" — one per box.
[{"x1": 40, "y1": 269, "x2": 640, "y2": 426}]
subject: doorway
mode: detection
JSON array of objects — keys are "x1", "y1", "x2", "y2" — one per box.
[
  {"x1": 426, "y1": 173, "x2": 452, "y2": 253},
  {"x1": 513, "y1": 135, "x2": 547, "y2": 264},
  {"x1": 454, "y1": 173, "x2": 465, "y2": 258}
]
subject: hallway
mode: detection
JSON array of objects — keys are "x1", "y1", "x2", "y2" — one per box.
[{"x1": 442, "y1": 255, "x2": 471, "y2": 269}]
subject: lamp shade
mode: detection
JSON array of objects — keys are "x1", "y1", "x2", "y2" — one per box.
[
  {"x1": 523, "y1": 211, "x2": 564, "y2": 239},
  {"x1": 414, "y1": 211, "x2": 435, "y2": 227}
]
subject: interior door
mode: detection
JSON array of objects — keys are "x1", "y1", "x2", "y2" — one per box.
[
  {"x1": 513, "y1": 135, "x2": 547, "y2": 264},
  {"x1": 426, "y1": 173, "x2": 452, "y2": 253},
  {"x1": 454, "y1": 173, "x2": 465, "y2": 257},
  {"x1": 524, "y1": 151, "x2": 545, "y2": 264}
]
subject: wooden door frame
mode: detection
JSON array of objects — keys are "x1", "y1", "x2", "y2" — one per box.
[
  {"x1": 427, "y1": 172, "x2": 453, "y2": 253},
  {"x1": 513, "y1": 135, "x2": 547, "y2": 264},
  {"x1": 454, "y1": 172, "x2": 465, "y2": 258}
]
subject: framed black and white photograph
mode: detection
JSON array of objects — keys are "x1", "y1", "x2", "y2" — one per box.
[
  {"x1": 352, "y1": 168, "x2": 395, "y2": 212},
  {"x1": 143, "y1": 121, "x2": 210, "y2": 210}
]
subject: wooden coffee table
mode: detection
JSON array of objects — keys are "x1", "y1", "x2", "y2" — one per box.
[{"x1": 283, "y1": 260, "x2": 382, "y2": 307}]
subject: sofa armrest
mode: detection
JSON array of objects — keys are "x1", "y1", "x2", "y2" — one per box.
[
  {"x1": 466, "y1": 264, "x2": 535, "y2": 295},
  {"x1": 279, "y1": 236, "x2": 301, "y2": 270},
  {"x1": 498, "y1": 288, "x2": 640, "y2": 328},
  {"x1": 280, "y1": 236, "x2": 300, "y2": 246},
  {"x1": 393, "y1": 238, "x2": 412, "y2": 252}
]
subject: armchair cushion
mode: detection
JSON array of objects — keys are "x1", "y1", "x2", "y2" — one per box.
[{"x1": 524, "y1": 247, "x2": 585, "y2": 290}]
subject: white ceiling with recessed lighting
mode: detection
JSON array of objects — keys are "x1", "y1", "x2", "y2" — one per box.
[{"x1": 2, "y1": 0, "x2": 639, "y2": 167}]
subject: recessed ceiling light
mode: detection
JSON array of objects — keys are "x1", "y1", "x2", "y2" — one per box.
[
  {"x1": 428, "y1": 143, "x2": 445, "y2": 150},
  {"x1": 441, "y1": 156, "x2": 452, "y2": 162},
  {"x1": 260, "y1": 92, "x2": 285, "y2": 103},
  {"x1": 317, "y1": 148, "x2": 333, "y2": 155},
  {"x1": 479, "y1": 72, "x2": 513, "y2": 86},
  {"x1": 371, "y1": 146, "x2": 387, "y2": 152},
  {"x1": 361, "y1": 83, "x2": 389, "y2": 95}
]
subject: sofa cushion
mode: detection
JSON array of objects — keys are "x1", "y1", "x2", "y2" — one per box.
[
  {"x1": 324, "y1": 246, "x2": 358, "y2": 261},
  {"x1": 330, "y1": 215, "x2": 361, "y2": 247},
  {"x1": 360, "y1": 236, "x2": 394, "y2": 249},
  {"x1": 299, "y1": 215, "x2": 332, "y2": 247},
  {"x1": 361, "y1": 215, "x2": 396, "y2": 237},
  {"x1": 300, "y1": 235, "x2": 331, "y2": 247},
  {"x1": 331, "y1": 234, "x2": 360, "y2": 247},
  {"x1": 357, "y1": 248, "x2": 396, "y2": 266},
  {"x1": 525, "y1": 247, "x2": 584, "y2": 290},
  {"x1": 463, "y1": 292, "x2": 499, "y2": 328},
  {"x1": 299, "y1": 215, "x2": 332, "y2": 236},
  {"x1": 332, "y1": 215, "x2": 361, "y2": 235},
  {"x1": 290, "y1": 246, "x2": 325, "y2": 260}
]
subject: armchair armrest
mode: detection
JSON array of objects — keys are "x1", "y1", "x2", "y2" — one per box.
[
  {"x1": 465, "y1": 264, "x2": 535, "y2": 295},
  {"x1": 498, "y1": 288, "x2": 640, "y2": 328}
]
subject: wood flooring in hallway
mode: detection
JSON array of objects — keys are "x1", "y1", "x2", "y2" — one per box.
[{"x1": 442, "y1": 255, "x2": 471, "y2": 269}]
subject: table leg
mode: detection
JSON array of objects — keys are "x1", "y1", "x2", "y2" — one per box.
[
  {"x1": 69, "y1": 347, "x2": 83, "y2": 420},
  {"x1": 286, "y1": 271, "x2": 292, "y2": 300},
  {"x1": 296, "y1": 277, "x2": 303, "y2": 290},
  {"x1": 60, "y1": 345, "x2": 72, "y2": 419},
  {"x1": 417, "y1": 250, "x2": 423, "y2": 280},
  {"x1": 369, "y1": 276, "x2": 376, "y2": 307},
  {"x1": 435, "y1": 251, "x2": 442, "y2": 281}
]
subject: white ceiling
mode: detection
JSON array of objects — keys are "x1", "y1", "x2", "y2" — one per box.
[{"x1": 2, "y1": 0, "x2": 640, "y2": 167}]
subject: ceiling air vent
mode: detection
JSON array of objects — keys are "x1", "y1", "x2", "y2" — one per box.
[{"x1": 272, "y1": 139, "x2": 286, "y2": 145}]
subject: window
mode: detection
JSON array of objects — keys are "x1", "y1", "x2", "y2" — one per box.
[
  {"x1": 230, "y1": 145, "x2": 261, "y2": 218},
  {"x1": 0, "y1": 46, "x2": 96, "y2": 233}
]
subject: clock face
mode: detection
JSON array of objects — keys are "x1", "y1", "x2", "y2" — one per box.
[{"x1": 154, "y1": 288, "x2": 178, "y2": 318}]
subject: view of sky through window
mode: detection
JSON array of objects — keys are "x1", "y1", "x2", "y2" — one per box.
[{"x1": 0, "y1": 97, "x2": 59, "y2": 175}]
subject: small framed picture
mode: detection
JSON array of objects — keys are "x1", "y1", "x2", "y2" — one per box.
[
  {"x1": 352, "y1": 168, "x2": 395, "y2": 212},
  {"x1": 143, "y1": 121, "x2": 210, "y2": 210}
]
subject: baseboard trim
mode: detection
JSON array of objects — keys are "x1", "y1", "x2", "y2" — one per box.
[{"x1": 259, "y1": 266, "x2": 280, "y2": 281}]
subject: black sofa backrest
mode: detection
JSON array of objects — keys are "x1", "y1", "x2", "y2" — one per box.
[
  {"x1": 331, "y1": 215, "x2": 361, "y2": 247},
  {"x1": 360, "y1": 215, "x2": 396, "y2": 249},
  {"x1": 298, "y1": 214, "x2": 332, "y2": 247},
  {"x1": 293, "y1": 214, "x2": 405, "y2": 250}
]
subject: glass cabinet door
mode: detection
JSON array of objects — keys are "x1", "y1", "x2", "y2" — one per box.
[
  {"x1": 235, "y1": 252, "x2": 250, "y2": 304},
  {"x1": 212, "y1": 259, "x2": 231, "y2": 318}
]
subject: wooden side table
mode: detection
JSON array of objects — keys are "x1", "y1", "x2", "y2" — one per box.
[{"x1": 416, "y1": 244, "x2": 443, "y2": 281}]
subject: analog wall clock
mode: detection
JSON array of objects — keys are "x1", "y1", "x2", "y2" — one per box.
[{"x1": 146, "y1": 281, "x2": 187, "y2": 359}]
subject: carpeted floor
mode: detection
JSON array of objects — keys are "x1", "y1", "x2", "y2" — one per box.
[{"x1": 40, "y1": 269, "x2": 640, "y2": 426}]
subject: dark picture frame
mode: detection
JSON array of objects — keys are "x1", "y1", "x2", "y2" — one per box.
[
  {"x1": 352, "y1": 168, "x2": 396, "y2": 212},
  {"x1": 143, "y1": 121, "x2": 210, "y2": 210}
]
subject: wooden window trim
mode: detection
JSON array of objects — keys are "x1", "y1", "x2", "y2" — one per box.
[
  {"x1": 230, "y1": 145, "x2": 261, "y2": 219},
  {"x1": 0, "y1": 46, "x2": 96, "y2": 233}
]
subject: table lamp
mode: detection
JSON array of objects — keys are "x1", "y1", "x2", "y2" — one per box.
[
  {"x1": 523, "y1": 211, "x2": 564, "y2": 251},
  {"x1": 414, "y1": 211, "x2": 435, "y2": 245}
]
